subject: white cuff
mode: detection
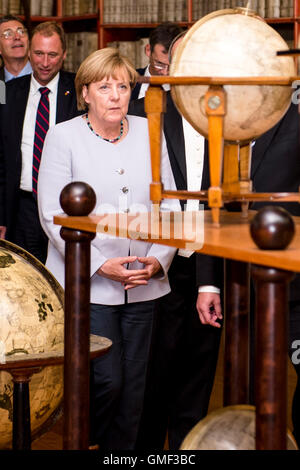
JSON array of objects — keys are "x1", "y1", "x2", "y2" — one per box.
[{"x1": 198, "y1": 285, "x2": 220, "y2": 294}]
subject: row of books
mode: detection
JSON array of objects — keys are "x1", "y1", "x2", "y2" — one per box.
[
  {"x1": 0, "y1": 0, "x2": 98, "y2": 16},
  {"x1": 0, "y1": 0, "x2": 53, "y2": 16},
  {"x1": 30, "y1": 0, "x2": 54, "y2": 16},
  {"x1": 64, "y1": 31, "x2": 98, "y2": 73},
  {"x1": 0, "y1": 0, "x2": 295, "y2": 21},
  {"x1": 62, "y1": 0, "x2": 98, "y2": 16},
  {"x1": 107, "y1": 33, "x2": 294, "y2": 69},
  {"x1": 103, "y1": 0, "x2": 188, "y2": 23},
  {"x1": 107, "y1": 38, "x2": 150, "y2": 69},
  {"x1": 102, "y1": 0, "x2": 296, "y2": 24},
  {"x1": 0, "y1": 0, "x2": 25, "y2": 15},
  {"x1": 192, "y1": 1, "x2": 295, "y2": 19}
]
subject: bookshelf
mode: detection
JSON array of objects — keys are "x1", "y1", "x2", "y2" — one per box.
[
  {"x1": 99, "y1": 0, "x2": 300, "y2": 54},
  {"x1": 0, "y1": 0, "x2": 101, "y2": 72},
  {"x1": 0, "y1": 1, "x2": 299, "y2": 69}
]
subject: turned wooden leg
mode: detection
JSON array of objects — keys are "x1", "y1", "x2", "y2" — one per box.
[
  {"x1": 60, "y1": 182, "x2": 96, "y2": 450},
  {"x1": 11, "y1": 367, "x2": 41, "y2": 450},
  {"x1": 205, "y1": 86, "x2": 225, "y2": 226},
  {"x1": 224, "y1": 260, "x2": 250, "y2": 406},
  {"x1": 251, "y1": 265, "x2": 294, "y2": 450}
]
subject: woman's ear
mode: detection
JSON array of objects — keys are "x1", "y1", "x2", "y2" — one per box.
[{"x1": 82, "y1": 84, "x2": 88, "y2": 102}]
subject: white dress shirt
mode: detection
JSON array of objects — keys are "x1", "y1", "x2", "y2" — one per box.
[
  {"x1": 4, "y1": 60, "x2": 32, "y2": 82},
  {"x1": 178, "y1": 117, "x2": 220, "y2": 295},
  {"x1": 20, "y1": 72, "x2": 59, "y2": 192},
  {"x1": 138, "y1": 65, "x2": 170, "y2": 99}
]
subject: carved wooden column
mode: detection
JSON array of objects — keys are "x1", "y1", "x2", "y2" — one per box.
[
  {"x1": 224, "y1": 260, "x2": 250, "y2": 406},
  {"x1": 144, "y1": 85, "x2": 166, "y2": 215},
  {"x1": 250, "y1": 206, "x2": 295, "y2": 450},
  {"x1": 59, "y1": 182, "x2": 96, "y2": 450},
  {"x1": 11, "y1": 367, "x2": 40, "y2": 450},
  {"x1": 205, "y1": 85, "x2": 225, "y2": 226},
  {"x1": 251, "y1": 265, "x2": 293, "y2": 449}
]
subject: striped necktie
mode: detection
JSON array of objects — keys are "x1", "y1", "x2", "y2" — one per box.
[{"x1": 32, "y1": 86, "x2": 50, "y2": 198}]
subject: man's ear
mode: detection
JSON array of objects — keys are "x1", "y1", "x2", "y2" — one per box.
[{"x1": 145, "y1": 43, "x2": 151, "y2": 58}]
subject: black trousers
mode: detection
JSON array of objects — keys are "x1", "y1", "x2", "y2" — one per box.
[
  {"x1": 89, "y1": 300, "x2": 155, "y2": 450},
  {"x1": 9, "y1": 190, "x2": 48, "y2": 264},
  {"x1": 136, "y1": 254, "x2": 222, "y2": 450}
]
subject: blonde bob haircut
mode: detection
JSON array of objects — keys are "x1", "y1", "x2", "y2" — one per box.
[{"x1": 75, "y1": 47, "x2": 138, "y2": 110}]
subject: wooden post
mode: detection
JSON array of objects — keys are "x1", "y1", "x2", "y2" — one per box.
[
  {"x1": 251, "y1": 265, "x2": 293, "y2": 450},
  {"x1": 205, "y1": 85, "x2": 225, "y2": 226},
  {"x1": 222, "y1": 142, "x2": 240, "y2": 194},
  {"x1": 59, "y1": 182, "x2": 96, "y2": 450},
  {"x1": 223, "y1": 260, "x2": 250, "y2": 406},
  {"x1": 144, "y1": 85, "x2": 166, "y2": 208},
  {"x1": 11, "y1": 368, "x2": 40, "y2": 450},
  {"x1": 250, "y1": 206, "x2": 295, "y2": 450},
  {"x1": 239, "y1": 143, "x2": 253, "y2": 217}
]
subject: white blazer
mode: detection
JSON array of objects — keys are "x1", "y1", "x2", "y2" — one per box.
[{"x1": 38, "y1": 114, "x2": 180, "y2": 305}]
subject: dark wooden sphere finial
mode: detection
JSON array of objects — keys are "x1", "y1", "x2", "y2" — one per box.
[
  {"x1": 250, "y1": 206, "x2": 295, "y2": 250},
  {"x1": 60, "y1": 182, "x2": 96, "y2": 216}
]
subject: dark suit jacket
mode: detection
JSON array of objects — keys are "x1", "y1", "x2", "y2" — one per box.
[
  {"x1": 130, "y1": 67, "x2": 146, "y2": 101},
  {"x1": 0, "y1": 70, "x2": 82, "y2": 238},
  {"x1": 251, "y1": 102, "x2": 300, "y2": 301},
  {"x1": 128, "y1": 92, "x2": 222, "y2": 288}
]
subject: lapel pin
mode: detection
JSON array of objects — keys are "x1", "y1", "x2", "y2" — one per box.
[{"x1": 65, "y1": 90, "x2": 70, "y2": 96}]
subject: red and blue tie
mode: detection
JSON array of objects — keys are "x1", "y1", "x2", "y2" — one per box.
[{"x1": 32, "y1": 87, "x2": 50, "y2": 198}]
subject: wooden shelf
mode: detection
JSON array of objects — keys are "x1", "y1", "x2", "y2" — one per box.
[
  {"x1": 99, "y1": 0, "x2": 300, "y2": 48},
  {"x1": 53, "y1": 211, "x2": 300, "y2": 274},
  {"x1": 30, "y1": 14, "x2": 99, "y2": 22}
]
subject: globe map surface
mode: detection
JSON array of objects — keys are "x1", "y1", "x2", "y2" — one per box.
[
  {"x1": 180, "y1": 405, "x2": 298, "y2": 450},
  {"x1": 170, "y1": 8, "x2": 296, "y2": 143},
  {"x1": 0, "y1": 240, "x2": 64, "y2": 449}
]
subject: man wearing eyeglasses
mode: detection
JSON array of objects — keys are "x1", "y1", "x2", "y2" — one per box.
[
  {"x1": 0, "y1": 15, "x2": 32, "y2": 82},
  {"x1": 129, "y1": 32, "x2": 223, "y2": 451},
  {"x1": 130, "y1": 22, "x2": 182, "y2": 101}
]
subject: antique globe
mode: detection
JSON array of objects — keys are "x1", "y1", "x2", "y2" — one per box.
[
  {"x1": 180, "y1": 405, "x2": 298, "y2": 450},
  {"x1": 0, "y1": 240, "x2": 64, "y2": 449},
  {"x1": 170, "y1": 8, "x2": 296, "y2": 143}
]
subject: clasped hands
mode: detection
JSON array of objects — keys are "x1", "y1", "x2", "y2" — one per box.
[{"x1": 97, "y1": 255, "x2": 162, "y2": 290}]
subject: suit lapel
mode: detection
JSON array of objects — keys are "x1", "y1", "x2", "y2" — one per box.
[
  {"x1": 131, "y1": 67, "x2": 146, "y2": 102},
  {"x1": 56, "y1": 71, "x2": 76, "y2": 123},
  {"x1": 164, "y1": 93, "x2": 187, "y2": 184},
  {"x1": 201, "y1": 139, "x2": 210, "y2": 190},
  {"x1": 10, "y1": 78, "x2": 30, "y2": 159},
  {"x1": 251, "y1": 121, "x2": 280, "y2": 178}
]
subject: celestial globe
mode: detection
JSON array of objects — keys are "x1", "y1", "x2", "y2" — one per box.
[
  {"x1": 170, "y1": 8, "x2": 296, "y2": 143},
  {"x1": 0, "y1": 240, "x2": 64, "y2": 449},
  {"x1": 180, "y1": 405, "x2": 298, "y2": 450}
]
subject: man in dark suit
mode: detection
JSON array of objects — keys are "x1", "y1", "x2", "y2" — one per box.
[
  {"x1": 251, "y1": 100, "x2": 300, "y2": 446},
  {"x1": 0, "y1": 21, "x2": 81, "y2": 263},
  {"x1": 129, "y1": 90, "x2": 223, "y2": 450},
  {"x1": 131, "y1": 22, "x2": 182, "y2": 101}
]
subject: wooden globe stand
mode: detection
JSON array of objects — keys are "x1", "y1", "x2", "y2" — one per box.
[
  {"x1": 142, "y1": 75, "x2": 300, "y2": 226},
  {"x1": 0, "y1": 336, "x2": 111, "y2": 450},
  {"x1": 54, "y1": 187, "x2": 300, "y2": 450}
]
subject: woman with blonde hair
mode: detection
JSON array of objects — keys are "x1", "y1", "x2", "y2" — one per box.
[{"x1": 38, "y1": 48, "x2": 179, "y2": 450}]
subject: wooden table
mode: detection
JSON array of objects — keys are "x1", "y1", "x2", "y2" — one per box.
[{"x1": 54, "y1": 204, "x2": 300, "y2": 450}]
